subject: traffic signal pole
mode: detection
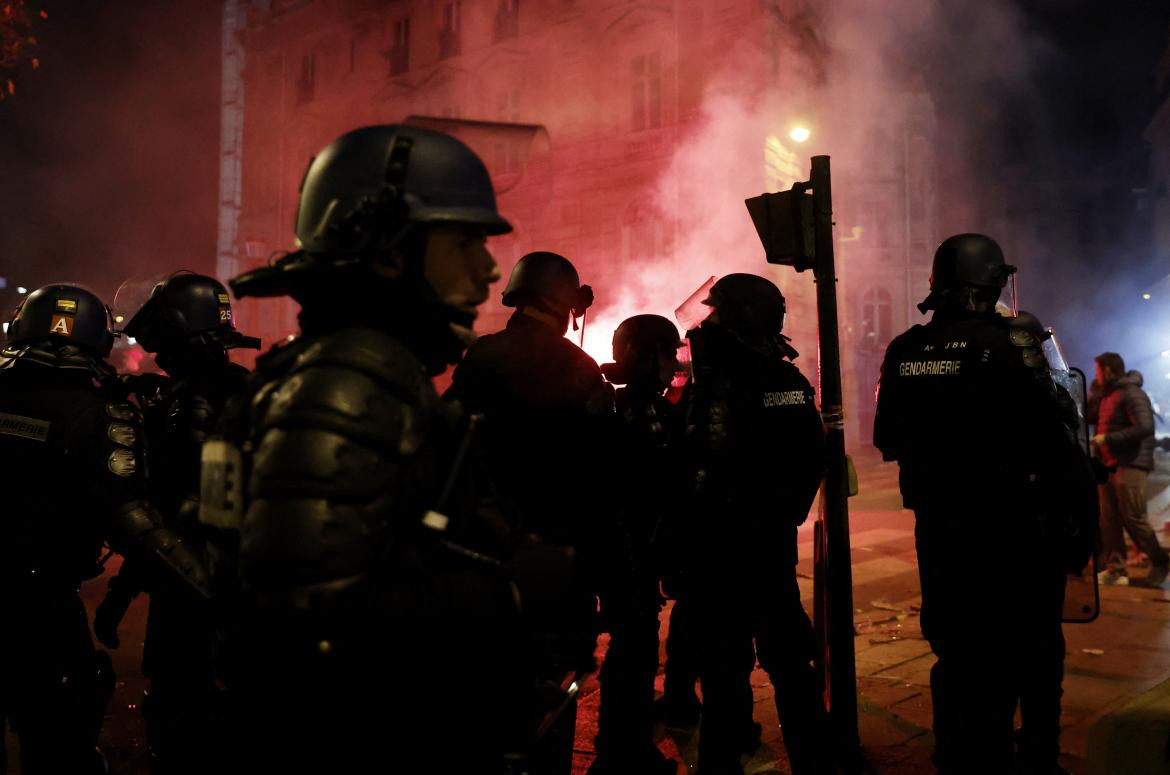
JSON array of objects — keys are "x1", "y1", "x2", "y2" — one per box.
[
  {"x1": 809, "y1": 156, "x2": 860, "y2": 762},
  {"x1": 745, "y1": 155, "x2": 860, "y2": 766}
]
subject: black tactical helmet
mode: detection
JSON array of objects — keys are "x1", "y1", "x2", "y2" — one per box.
[
  {"x1": 298, "y1": 124, "x2": 511, "y2": 253},
  {"x1": 601, "y1": 314, "x2": 683, "y2": 386},
  {"x1": 1009, "y1": 310, "x2": 1052, "y2": 343},
  {"x1": 702, "y1": 273, "x2": 787, "y2": 336},
  {"x1": 6, "y1": 284, "x2": 115, "y2": 357},
  {"x1": 123, "y1": 273, "x2": 260, "y2": 354},
  {"x1": 611, "y1": 315, "x2": 684, "y2": 362},
  {"x1": 501, "y1": 251, "x2": 594, "y2": 316},
  {"x1": 919, "y1": 234, "x2": 1017, "y2": 313},
  {"x1": 233, "y1": 124, "x2": 511, "y2": 298}
]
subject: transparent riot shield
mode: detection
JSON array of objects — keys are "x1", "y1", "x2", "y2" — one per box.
[
  {"x1": 112, "y1": 274, "x2": 169, "y2": 332},
  {"x1": 672, "y1": 277, "x2": 716, "y2": 385},
  {"x1": 110, "y1": 274, "x2": 175, "y2": 374},
  {"x1": 674, "y1": 276, "x2": 717, "y2": 332},
  {"x1": 1045, "y1": 333, "x2": 1099, "y2": 622}
]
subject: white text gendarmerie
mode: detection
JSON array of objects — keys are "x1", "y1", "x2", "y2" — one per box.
[
  {"x1": 898, "y1": 360, "x2": 962, "y2": 377},
  {"x1": 762, "y1": 390, "x2": 808, "y2": 407}
]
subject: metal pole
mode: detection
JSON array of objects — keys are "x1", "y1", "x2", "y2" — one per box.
[{"x1": 810, "y1": 155, "x2": 861, "y2": 759}]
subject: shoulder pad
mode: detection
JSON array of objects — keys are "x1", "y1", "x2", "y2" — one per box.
[
  {"x1": 886, "y1": 325, "x2": 926, "y2": 349},
  {"x1": 288, "y1": 327, "x2": 427, "y2": 397},
  {"x1": 255, "y1": 330, "x2": 435, "y2": 455},
  {"x1": 777, "y1": 359, "x2": 816, "y2": 388}
]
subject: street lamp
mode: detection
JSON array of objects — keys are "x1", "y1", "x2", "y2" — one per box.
[{"x1": 789, "y1": 126, "x2": 811, "y2": 144}]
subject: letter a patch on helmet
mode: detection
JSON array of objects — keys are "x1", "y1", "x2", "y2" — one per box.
[{"x1": 49, "y1": 315, "x2": 74, "y2": 336}]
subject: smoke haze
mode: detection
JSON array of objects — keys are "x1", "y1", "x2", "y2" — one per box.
[{"x1": 0, "y1": 0, "x2": 221, "y2": 312}]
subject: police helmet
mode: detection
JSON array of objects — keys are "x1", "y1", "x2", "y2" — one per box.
[
  {"x1": 611, "y1": 314, "x2": 684, "y2": 362},
  {"x1": 501, "y1": 251, "x2": 594, "y2": 316},
  {"x1": 601, "y1": 314, "x2": 683, "y2": 386},
  {"x1": 929, "y1": 234, "x2": 1016, "y2": 293},
  {"x1": 297, "y1": 124, "x2": 511, "y2": 254},
  {"x1": 123, "y1": 273, "x2": 260, "y2": 354},
  {"x1": 1009, "y1": 310, "x2": 1052, "y2": 343},
  {"x1": 6, "y1": 284, "x2": 115, "y2": 356},
  {"x1": 702, "y1": 273, "x2": 787, "y2": 336},
  {"x1": 233, "y1": 124, "x2": 511, "y2": 297}
]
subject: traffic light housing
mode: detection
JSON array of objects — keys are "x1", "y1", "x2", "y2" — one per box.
[{"x1": 745, "y1": 186, "x2": 816, "y2": 272}]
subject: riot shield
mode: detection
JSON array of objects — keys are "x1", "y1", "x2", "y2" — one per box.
[
  {"x1": 1046, "y1": 344, "x2": 1100, "y2": 623},
  {"x1": 672, "y1": 277, "x2": 716, "y2": 385},
  {"x1": 109, "y1": 274, "x2": 170, "y2": 373},
  {"x1": 112, "y1": 274, "x2": 169, "y2": 332},
  {"x1": 674, "y1": 276, "x2": 717, "y2": 332}
]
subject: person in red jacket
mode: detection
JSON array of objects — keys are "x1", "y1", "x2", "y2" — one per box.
[{"x1": 1089, "y1": 352, "x2": 1169, "y2": 586}]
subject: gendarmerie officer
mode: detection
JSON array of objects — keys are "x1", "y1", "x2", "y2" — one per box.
[
  {"x1": 681, "y1": 274, "x2": 831, "y2": 775},
  {"x1": 93, "y1": 272, "x2": 259, "y2": 774},
  {"x1": 875, "y1": 234, "x2": 1095, "y2": 774},
  {"x1": 447, "y1": 250, "x2": 614, "y2": 775},
  {"x1": 591, "y1": 314, "x2": 686, "y2": 775},
  {"x1": 0, "y1": 284, "x2": 207, "y2": 775},
  {"x1": 201, "y1": 125, "x2": 535, "y2": 773}
]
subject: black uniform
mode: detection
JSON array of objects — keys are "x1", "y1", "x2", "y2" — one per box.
[
  {"x1": 96, "y1": 364, "x2": 250, "y2": 772},
  {"x1": 0, "y1": 344, "x2": 205, "y2": 775},
  {"x1": 682, "y1": 321, "x2": 830, "y2": 775},
  {"x1": 448, "y1": 310, "x2": 615, "y2": 775},
  {"x1": 207, "y1": 319, "x2": 525, "y2": 773},
  {"x1": 874, "y1": 309, "x2": 1090, "y2": 772},
  {"x1": 590, "y1": 384, "x2": 681, "y2": 769},
  {"x1": 449, "y1": 312, "x2": 615, "y2": 544}
]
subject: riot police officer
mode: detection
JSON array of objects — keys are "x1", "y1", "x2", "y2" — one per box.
[
  {"x1": 874, "y1": 234, "x2": 1094, "y2": 774},
  {"x1": 590, "y1": 314, "x2": 685, "y2": 775},
  {"x1": 0, "y1": 284, "x2": 208, "y2": 775},
  {"x1": 680, "y1": 274, "x2": 831, "y2": 775},
  {"x1": 447, "y1": 250, "x2": 614, "y2": 775},
  {"x1": 93, "y1": 272, "x2": 259, "y2": 774},
  {"x1": 203, "y1": 125, "x2": 529, "y2": 773}
]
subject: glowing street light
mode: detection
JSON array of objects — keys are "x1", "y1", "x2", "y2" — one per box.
[
  {"x1": 789, "y1": 126, "x2": 811, "y2": 144},
  {"x1": 1144, "y1": 293, "x2": 1152, "y2": 300},
  {"x1": 16, "y1": 286, "x2": 27, "y2": 294}
]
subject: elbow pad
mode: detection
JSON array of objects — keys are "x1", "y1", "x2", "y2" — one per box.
[{"x1": 110, "y1": 501, "x2": 210, "y2": 603}]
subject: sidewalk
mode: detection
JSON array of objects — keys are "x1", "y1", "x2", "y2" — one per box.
[{"x1": 570, "y1": 449, "x2": 1170, "y2": 774}]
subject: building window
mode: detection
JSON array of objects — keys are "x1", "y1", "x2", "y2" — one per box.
[
  {"x1": 494, "y1": 0, "x2": 519, "y2": 42},
  {"x1": 438, "y1": 2, "x2": 461, "y2": 60},
  {"x1": 631, "y1": 52, "x2": 662, "y2": 131},
  {"x1": 295, "y1": 52, "x2": 315, "y2": 104},
  {"x1": 388, "y1": 17, "x2": 410, "y2": 75},
  {"x1": 860, "y1": 287, "x2": 893, "y2": 351},
  {"x1": 350, "y1": 20, "x2": 377, "y2": 73}
]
